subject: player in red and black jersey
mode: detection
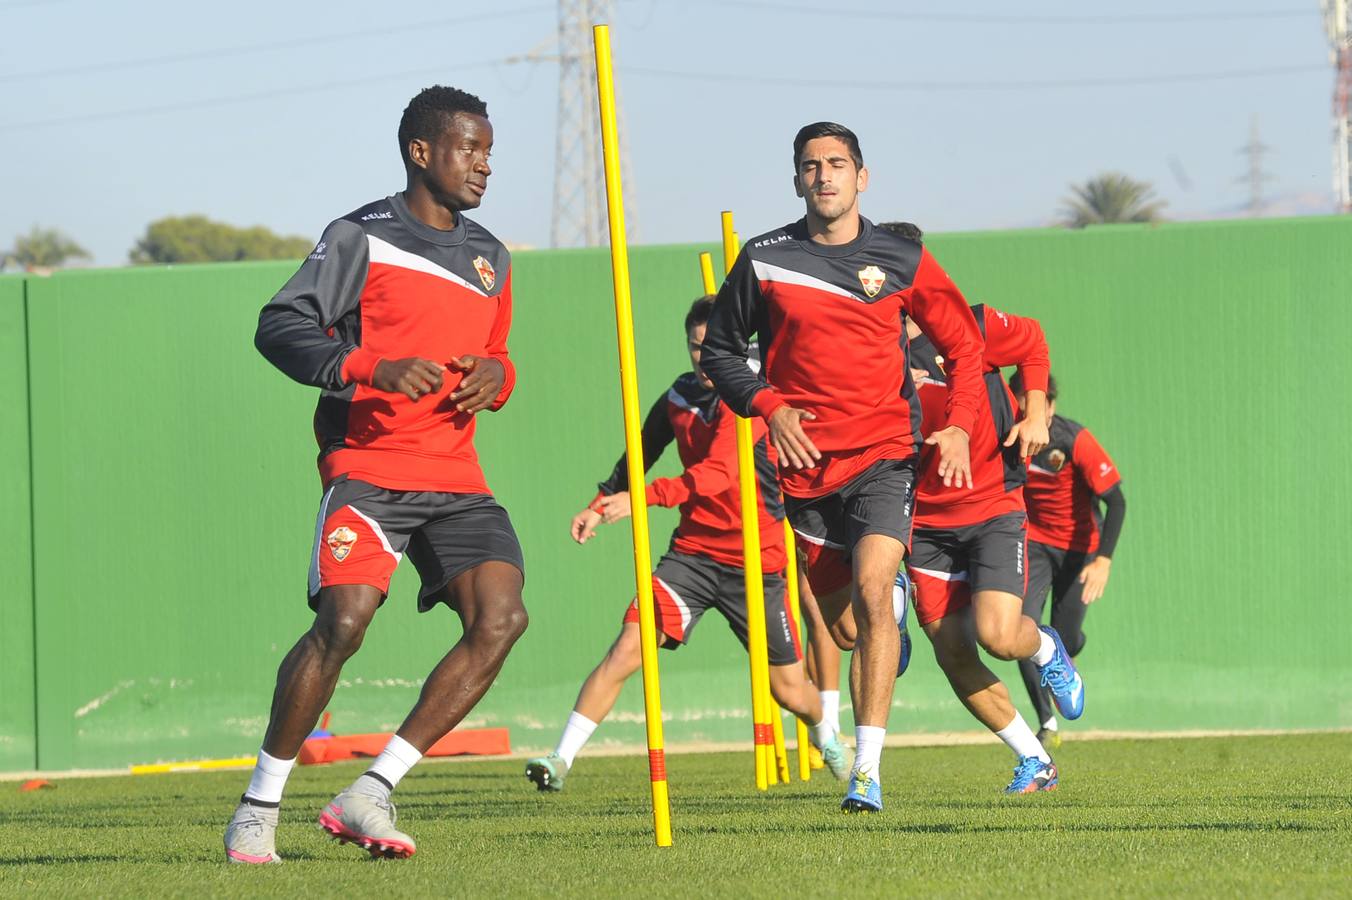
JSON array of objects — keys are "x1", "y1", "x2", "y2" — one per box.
[
  {"x1": 225, "y1": 87, "x2": 525, "y2": 864},
  {"x1": 902, "y1": 287, "x2": 1083, "y2": 794},
  {"x1": 523, "y1": 298, "x2": 849, "y2": 792},
  {"x1": 1010, "y1": 373, "x2": 1125, "y2": 749},
  {"x1": 701, "y1": 123, "x2": 987, "y2": 812}
]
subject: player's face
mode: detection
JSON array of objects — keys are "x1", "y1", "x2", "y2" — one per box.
[
  {"x1": 794, "y1": 137, "x2": 868, "y2": 223},
  {"x1": 412, "y1": 112, "x2": 494, "y2": 211},
  {"x1": 688, "y1": 323, "x2": 714, "y2": 388}
]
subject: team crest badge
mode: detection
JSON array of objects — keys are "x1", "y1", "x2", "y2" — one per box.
[
  {"x1": 858, "y1": 265, "x2": 886, "y2": 298},
  {"x1": 472, "y1": 256, "x2": 496, "y2": 291},
  {"x1": 326, "y1": 526, "x2": 358, "y2": 562},
  {"x1": 1047, "y1": 449, "x2": 1067, "y2": 472}
]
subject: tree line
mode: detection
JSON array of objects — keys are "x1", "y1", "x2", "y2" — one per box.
[{"x1": 4, "y1": 174, "x2": 1166, "y2": 271}]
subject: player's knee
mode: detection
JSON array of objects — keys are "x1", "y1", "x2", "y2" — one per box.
[
  {"x1": 470, "y1": 597, "x2": 529, "y2": 648},
  {"x1": 313, "y1": 612, "x2": 370, "y2": 660},
  {"x1": 1064, "y1": 631, "x2": 1086, "y2": 657},
  {"x1": 828, "y1": 619, "x2": 856, "y2": 651},
  {"x1": 976, "y1": 627, "x2": 1022, "y2": 661}
]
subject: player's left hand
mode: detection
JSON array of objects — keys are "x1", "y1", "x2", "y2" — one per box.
[
  {"x1": 597, "y1": 491, "x2": 633, "y2": 524},
  {"x1": 924, "y1": 425, "x2": 972, "y2": 488},
  {"x1": 448, "y1": 355, "x2": 505, "y2": 413},
  {"x1": 1078, "y1": 556, "x2": 1112, "y2": 604},
  {"x1": 1004, "y1": 416, "x2": 1050, "y2": 459}
]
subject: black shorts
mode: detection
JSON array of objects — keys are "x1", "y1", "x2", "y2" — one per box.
[
  {"x1": 623, "y1": 551, "x2": 799, "y2": 666},
  {"x1": 908, "y1": 512, "x2": 1027, "y2": 626},
  {"x1": 309, "y1": 476, "x2": 524, "y2": 612},
  {"x1": 786, "y1": 456, "x2": 917, "y2": 596}
]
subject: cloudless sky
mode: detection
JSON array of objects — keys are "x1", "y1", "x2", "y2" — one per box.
[{"x1": 0, "y1": 0, "x2": 1337, "y2": 265}]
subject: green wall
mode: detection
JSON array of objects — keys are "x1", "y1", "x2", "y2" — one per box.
[
  {"x1": 0, "y1": 277, "x2": 35, "y2": 772},
  {"x1": 5, "y1": 216, "x2": 1351, "y2": 772}
]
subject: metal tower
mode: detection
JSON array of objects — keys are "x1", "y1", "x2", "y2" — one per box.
[
  {"x1": 551, "y1": 0, "x2": 637, "y2": 247},
  {"x1": 1237, "y1": 116, "x2": 1272, "y2": 217},
  {"x1": 1323, "y1": 0, "x2": 1352, "y2": 211}
]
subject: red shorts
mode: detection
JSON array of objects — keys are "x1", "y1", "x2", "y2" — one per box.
[{"x1": 907, "y1": 512, "x2": 1028, "y2": 626}]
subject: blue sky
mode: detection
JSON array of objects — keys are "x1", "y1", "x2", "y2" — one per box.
[{"x1": 0, "y1": 0, "x2": 1336, "y2": 265}]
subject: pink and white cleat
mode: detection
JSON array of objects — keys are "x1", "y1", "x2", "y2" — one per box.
[
  {"x1": 224, "y1": 800, "x2": 282, "y2": 864},
  {"x1": 318, "y1": 781, "x2": 416, "y2": 860}
]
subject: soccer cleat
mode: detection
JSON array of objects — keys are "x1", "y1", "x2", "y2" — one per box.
[
  {"x1": 809, "y1": 746, "x2": 825, "y2": 770},
  {"x1": 841, "y1": 766, "x2": 883, "y2": 813},
  {"x1": 1037, "y1": 727, "x2": 1062, "y2": 751},
  {"x1": 1037, "y1": 626, "x2": 1085, "y2": 720},
  {"x1": 224, "y1": 799, "x2": 282, "y2": 864},
  {"x1": 894, "y1": 570, "x2": 914, "y2": 678},
  {"x1": 318, "y1": 784, "x2": 416, "y2": 859},
  {"x1": 818, "y1": 733, "x2": 850, "y2": 781},
  {"x1": 1004, "y1": 756, "x2": 1058, "y2": 794},
  {"x1": 524, "y1": 753, "x2": 569, "y2": 793}
]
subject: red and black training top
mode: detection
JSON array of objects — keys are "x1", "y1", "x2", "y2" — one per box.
[
  {"x1": 911, "y1": 304, "x2": 1050, "y2": 528},
  {"x1": 596, "y1": 372, "x2": 786, "y2": 573},
  {"x1": 1025, "y1": 416, "x2": 1122, "y2": 554},
  {"x1": 700, "y1": 217, "x2": 986, "y2": 500},
  {"x1": 255, "y1": 193, "x2": 514, "y2": 494}
]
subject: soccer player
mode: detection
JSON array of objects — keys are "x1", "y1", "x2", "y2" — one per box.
[
  {"x1": 224, "y1": 86, "x2": 526, "y2": 864},
  {"x1": 902, "y1": 292, "x2": 1085, "y2": 795},
  {"x1": 700, "y1": 122, "x2": 988, "y2": 812},
  {"x1": 524, "y1": 297, "x2": 848, "y2": 791},
  {"x1": 1010, "y1": 373, "x2": 1125, "y2": 749}
]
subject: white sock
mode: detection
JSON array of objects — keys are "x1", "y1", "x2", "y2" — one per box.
[
  {"x1": 996, "y1": 712, "x2": 1050, "y2": 762},
  {"x1": 554, "y1": 711, "x2": 598, "y2": 766},
  {"x1": 365, "y1": 734, "x2": 423, "y2": 791},
  {"x1": 1041, "y1": 716, "x2": 1059, "y2": 732},
  {"x1": 810, "y1": 717, "x2": 835, "y2": 749},
  {"x1": 820, "y1": 690, "x2": 841, "y2": 735},
  {"x1": 1031, "y1": 630, "x2": 1056, "y2": 666},
  {"x1": 853, "y1": 725, "x2": 886, "y2": 778},
  {"x1": 244, "y1": 749, "x2": 296, "y2": 805}
]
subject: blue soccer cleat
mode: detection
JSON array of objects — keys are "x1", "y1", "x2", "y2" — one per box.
[
  {"x1": 1037, "y1": 626, "x2": 1084, "y2": 720},
  {"x1": 893, "y1": 570, "x2": 913, "y2": 678},
  {"x1": 1004, "y1": 756, "x2": 1058, "y2": 794},
  {"x1": 841, "y1": 766, "x2": 883, "y2": 813}
]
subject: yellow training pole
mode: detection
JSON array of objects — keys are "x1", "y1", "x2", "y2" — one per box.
[
  {"x1": 699, "y1": 252, "x2": 717, "y2": 295},
  {"x1": 722, "y1": 211, "x2": 774, "y2": 791},
  {"x1": 594, "y1": 24, "x2": 672, "y2": 848},
  {"x1": 785, "y1": 521, "x2": 812, "y2": 781}
]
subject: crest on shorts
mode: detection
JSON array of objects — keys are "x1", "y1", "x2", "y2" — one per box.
[
  {"x1": 472, "y1": 256, "x2": 496, "y2": 292},
  {"x1": 858, "y1": 265, "x2": 886, "y2": 298},
  {"x1": 1047, "y1": 449, "x2": 1067, "y2": 472},
  {"x1": 326, "y1": 526, "x2": 358, "y2": 562}
]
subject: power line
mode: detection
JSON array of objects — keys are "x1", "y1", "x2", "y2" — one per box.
[
  {"x1": 0, "y1": 5, "x2": 552, "y2": 84},
  {"x1": 618, "y1": 62, "x2": 1327, "y2": 92},
  {"x1": 1, "y1": 58, "x2": 1327, "y2": 133},
  {"x1": 0, "y1": 60, "x2": 509, "y2": 133},
  {"x1": 713, "y1": 1, "x2": 1317, "y2": 25}
]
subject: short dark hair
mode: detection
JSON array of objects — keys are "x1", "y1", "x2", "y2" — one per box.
[
  {"x1": 1010, "y1": 371, "x2": 1058, "y2": 401},
  {"x1": 399, "y1": 85, "x2": 489, "y2": 169},
  {"x1": 878, "y1": 221, "x2": 924, "y2": 242},
  {"x1": 793, "y1": 122, "x2": 864, "y2": 171},
  {"x1": 685, "y1": 295, "x2": 716, "y2": 333}
]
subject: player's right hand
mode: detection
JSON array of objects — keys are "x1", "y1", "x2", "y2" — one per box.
[
  {"x1": 571, "y1": 508, "x2": 603, "y2": 544},
  {"x1": 768, "y1": 406, "x2": 821, "y2": 470},
  {"x1": 372, "y1": 357, "x2": 445, "y2": 402}
]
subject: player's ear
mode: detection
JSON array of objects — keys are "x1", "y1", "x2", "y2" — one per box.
[
  {"x1": 408, "y1": 138, "x2": 431, "y2": 172},
  {"x1": 792, "y1": 174, "x2": 804, "y2": 198},
  {"x1": 856, "y1": 165, "x2": 869, "y2": 192}
]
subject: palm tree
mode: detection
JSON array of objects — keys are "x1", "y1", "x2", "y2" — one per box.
[
  {"x1": 1060, "y1": 173, "x2": 1166, "y2": 228},
  {"x1": 4, "y1": 226, "x2": 91, "y2": 270}
]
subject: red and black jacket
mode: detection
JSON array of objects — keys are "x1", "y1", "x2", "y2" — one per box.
[
  {"x1": 596, "y1": 372, "x2": 786, "y2": 573},
  {"x1": 911, "y1": 304, "x2": 1050, "y2": 528},
  {"x1": 1026, "y1": 415, "x2": 1124, "y2": 555},
  {"x1": 255, "y1": 193, "x2": 514, "y2": 494},
  {"x1": 700, "y1": 217, "x2": 986, "y2": 499}
]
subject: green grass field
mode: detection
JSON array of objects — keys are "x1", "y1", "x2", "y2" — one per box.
[{"x1": 2, "y1": 733, "x2": 1349, "y2": 898}]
